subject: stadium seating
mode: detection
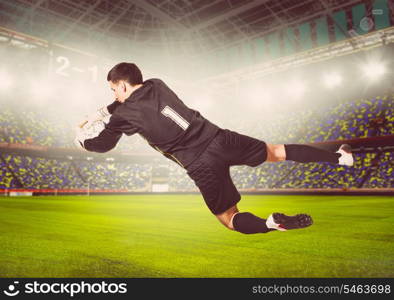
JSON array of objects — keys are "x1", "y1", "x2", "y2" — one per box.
[{"x1": 0, "y1": 94, "x2": 393, "y2": 191}]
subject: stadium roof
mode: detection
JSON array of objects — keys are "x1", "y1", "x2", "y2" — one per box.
[{"x1": 0, "y1": 0, "x2": 367, "y2": 58}]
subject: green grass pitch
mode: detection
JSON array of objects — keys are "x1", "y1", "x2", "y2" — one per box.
[{"x1": 0, "y1": 194, "x2": 393, "y2": 278}]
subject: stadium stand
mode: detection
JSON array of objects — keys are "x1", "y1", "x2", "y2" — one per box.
[{"x1": 0, "y1": 94, "x2": 393, "y2": 191}]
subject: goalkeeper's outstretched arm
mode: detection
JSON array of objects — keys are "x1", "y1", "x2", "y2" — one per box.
[
  {"x1": 75, "y1": 111, "x2": 137, "y2": 153},
  {"x1": 83, "y1": 126, "x2": 122, "y2": 153}
]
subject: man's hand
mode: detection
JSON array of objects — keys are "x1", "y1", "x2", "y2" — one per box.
[
  {"x1": 75, "y1": 106, "x2": 110, "y2": 150},
  {"x1": 74, "y1": 119, "x2": 106, "y2": 150},
  {"x1": 74, "y1": 125, "x2": 88, "y2": 150},
  {"x1": 83, "y1": 106, "x2": 110, "y2": 129}
]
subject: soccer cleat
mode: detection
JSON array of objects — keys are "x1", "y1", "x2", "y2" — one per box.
[
  {"x1": 336, "y1": 144, "x2": 354, "y2": 166},
  {"x1": 266, "y1": 213, "x2": 313, "y2": 231}
]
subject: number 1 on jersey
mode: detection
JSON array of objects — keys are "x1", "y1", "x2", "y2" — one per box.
[{"x1": 161, "y1": 105, "x2": 190, "y2": 130}]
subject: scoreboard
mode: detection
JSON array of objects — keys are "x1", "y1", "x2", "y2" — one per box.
[
  {"x1": 48, "y1": 44, "x2": 114, "y2": 84},
  {"x1": 0, "y1": 26, "x2": 115, "y2": 85}
]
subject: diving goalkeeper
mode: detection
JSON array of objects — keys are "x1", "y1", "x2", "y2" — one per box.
[{"x1": 75, "y1": 62, "x2": 354, "y2": 235}]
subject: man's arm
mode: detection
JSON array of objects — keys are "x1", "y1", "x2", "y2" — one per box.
[
  {"x1": 83, "y1": 125, "x2": 122, "y2": 153},
  {"x1": 77, "y1": 114, "x2": 137, "y2": 153}
]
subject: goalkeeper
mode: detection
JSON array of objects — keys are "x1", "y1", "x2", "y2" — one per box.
[{"x1": 75, "y1": 62, "x2": 354, "y2": 235}]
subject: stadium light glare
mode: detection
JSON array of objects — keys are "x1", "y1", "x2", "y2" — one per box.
[
  {"x1": 243, "y1": 83, "x2": 272, "y2": 109},
  {"x1": 259, "y1": 90, "x2": 272, "y2": 104},
  {"x1": 0, "y1": 70, "x2": 13, "y2": 90},
  {"x1": 362, "y1": 62, "x2": 386, "y2": 81},
  {"x1": 66, "y1": 83, "x2": 96, "y2": 114},
  {"x1": 187, "y1": 89, "x2": 212, "y2": 114},
  {"x1": 30, "y1": 81, "x2": 53, "y2": 100},
  {"x1": 323, "y1": 72, "x2": 342, "y2": 88},
  {"x1": 285, "y1": 80, "x2": 306, "y2": 99}
]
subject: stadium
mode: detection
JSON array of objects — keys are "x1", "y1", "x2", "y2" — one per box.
[{"x1": 0, "y1": 0, "x2": 393, "y2": 279}]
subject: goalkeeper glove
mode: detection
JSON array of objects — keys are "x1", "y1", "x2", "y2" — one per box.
[
  {"x1": 74, "y1": 126, "x2": 87, "y2": 150},
  {"x1": 74, "y1": 120, "x2": 106, "y2": 150},
  {"x1": 84, "y1": 106, "x2": 110, "y2": 129}
]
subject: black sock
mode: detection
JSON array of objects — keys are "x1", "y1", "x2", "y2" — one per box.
[
  {"x1": 232, "y1": 212, "x2": 274, "y2": 234},
  {"x1": 284, "y1": 144, "x2": 340, "y2": 163}
]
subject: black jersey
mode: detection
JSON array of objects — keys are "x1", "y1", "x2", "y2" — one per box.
[{"x1": 83, "y1": 78, "x2": 220, "y2": 168}]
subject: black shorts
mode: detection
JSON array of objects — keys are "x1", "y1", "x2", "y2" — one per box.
[{"x1": 186, "y1": 128, "x2": 267, "y2": 215}]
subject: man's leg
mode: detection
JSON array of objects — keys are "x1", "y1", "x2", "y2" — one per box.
[
  {"x1": 266, "y1": 143, "x2": 353, "y2": 165},
  {"x1": 216, "y1": 205, "x2": 271, "y2": 233},
  {"x1": 216, "y1": 205, "x2": 312, "y2": 234}
]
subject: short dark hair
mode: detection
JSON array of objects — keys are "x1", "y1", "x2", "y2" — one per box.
[{"x1": 107, "y1": 62, "x2": 143, "y2": 85}]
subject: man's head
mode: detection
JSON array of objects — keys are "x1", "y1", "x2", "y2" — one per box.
[{"x1": 107, "y1": 62, "x2": 143, "y2": 103}]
